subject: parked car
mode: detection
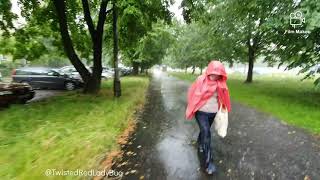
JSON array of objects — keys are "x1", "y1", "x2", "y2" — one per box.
[
  {"x1": 310, "y1": 64, "x2": 320, "y2": 74},
  {"x1": 59, "y1": 66, "x2": 113, "y2": 80},
  {"x1": 102, "y1": 67, "x2": 114, "y2": 78},
  {"x1": 0, "y1": 82, "x2": 35, "y2": 107},
  {"x1": 89, "y1": 66, "x2": 114, "y2": 79},
  {"x1": 12, "y1": 67, "x2": 83, "y2": 90},
  {"x1": 58, "y1": 66, "x2": 83, "y2": 81},
  {"x1": 119, "y1": 67, "x2": 133, "y2": 76}
]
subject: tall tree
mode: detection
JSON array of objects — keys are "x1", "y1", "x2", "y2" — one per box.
[
  {"x1": 117, "y1": 0, "x2": 172, "y2": 74},
  {"x1": 52, "y1": 0, "x2": 111, "y2": 93},
  {"x1": 136, "y1": 22, "x2": 174, "y2": 73},
  {"x1": 2, "y1": 0, "x2": 124, "y2": 94},
  {"x1": 268, "y1": 0, "x2": 320, "y2": 86},
  {"x1": 112, "y1": 0, "x2": 121, "y2": 97},
  {"x1": 181, "y1": 0, "x2": 299, "y2": 83}
]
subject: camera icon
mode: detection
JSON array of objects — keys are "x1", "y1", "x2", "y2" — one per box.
[{"x1": 290, "y1": 11, "x2": 305, "y2": 28}]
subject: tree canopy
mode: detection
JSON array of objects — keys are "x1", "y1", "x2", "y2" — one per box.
[
  {"x1": 171, "y1": 0, "x2": 320, "y2": 85},
  {"x1": 0, "y1": 0, "x2": 173, "y2": 94}
]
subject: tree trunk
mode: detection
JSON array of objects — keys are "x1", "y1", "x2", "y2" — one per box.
[
  {"x1": 83, "y1": 76, "x2": 101, "y2": 93},
  {"x1": 83, "y1": 0, "x2": 109, "y2": 93},
  {"x1": 84, "y1": 28, "x2": 103, "y2": 94},
  {"x1": 113, "y1": 0, "x2": 121, "y2": 97},
  {"x1": 54, "y1": 0, "x2": 111, "y2": 94},
  {"x1": 185, "y1": 65, "x2": 188, "y2": 73},
  {"x1": 192, "y1": 65, "x2": 195, "y2": 74},
  {"x1": 200, "y1": 64, "x2": 203, "y2": 75},
  {"x1": 246, "y1": 42, "x2": 255, "y2": 83},
  {"x1": 229, "y1": 62, "x2": 234, "y2": 68},
  {"x1": 132, "y1": 62, "x2": 139, "y2": 75},
  {"x1": 53, "y1": 0, "x2": 90, "y2": 83},
  {"x1": 83, "y1": 44, "x2": 102, "y2": 93},
  {"x1": 245, "y1": 13, "x2": 254, "y2": 83}
]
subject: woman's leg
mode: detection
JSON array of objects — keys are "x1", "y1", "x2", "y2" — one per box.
[
  {"x1": 197, "y1": 131, "x2": 201, "y2": 144},
  {"x1": 197, "y1": 132, "x2": 203, "y2": 152},
  {"x1": 208, "y1": 114, "x2": 216, "y2": 127},
  {"x1": 196, "y1": 112, "x2": 203, "y2": 152},
  {"x1": 195, "y1": 112, "x2": 212, "y2": 167},
  {"x1": 208, "y1": 113, "x2": 216, "y2": 159}
]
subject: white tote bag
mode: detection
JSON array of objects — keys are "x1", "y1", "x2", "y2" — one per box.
[{"x1": 214, "y1": 106, "x2": 228, "y2": 138}]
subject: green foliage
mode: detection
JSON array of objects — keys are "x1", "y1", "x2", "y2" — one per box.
[
  {"x1": 272, "y1": 0, "x2": 320, "y2": 85},
  {"x1": 119, "y1": 3, "x2": 146, "y2": 48},
  {"x1": 180, "y1": 0, "x2": 206, "y2": 23},
  {"x1": 174, "y1": 0, "x2": 320, "y2": 85},
  {"x1": 29, "y1": 54, "x2": 70, "y2": 67},
  {"x1": 1, "y1": 0, "x2": 94, "y2": 64},
  {"x1": 136, "y1": 22, "x2": 174, "y2": 69},
  {"x1": 0, "y1": 60, "x2": 21, "y2": 77},
  {"x1": 164, "y1": 21, "x2": 224, "y2": 69},
  {"x1": 117, "y1": 0, "x2": 172, "y2": 68},
  {"x1": 2, "y1": 0, "x2": 172, "y2": 71},
  {"x1": 0, "y1": 0, "x2": 17, "y2": 36}
]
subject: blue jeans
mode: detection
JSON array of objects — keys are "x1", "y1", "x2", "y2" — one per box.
[{"x1": 195, "y1": 111, "x2": 216, "y2": 167}]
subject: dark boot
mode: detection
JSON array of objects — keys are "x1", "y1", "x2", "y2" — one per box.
[{"x1": 206, "y1": 162, "x2": 217, "y2": 175}]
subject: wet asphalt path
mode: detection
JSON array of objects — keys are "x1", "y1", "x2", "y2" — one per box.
[{"x1": 110, "y1": 71, "x2": 320, "y2": 180}]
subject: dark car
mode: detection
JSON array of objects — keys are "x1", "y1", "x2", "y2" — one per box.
[
  {"x1": 61, "y1": 66, "x2": 112, "y2": 80},
  {"x1": 119, "y1": 67, "x2": 133, "y2": 76},
  {"x1": 12, "y1": 67, "x2": 83, "y2": 90},
  {"x1": 0, "y1": 82, "x2": 35, "y2": 107}
]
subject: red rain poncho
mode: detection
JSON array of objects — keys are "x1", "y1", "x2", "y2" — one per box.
[{"x1": 185, "y1": 60, "x2": 231, "y2": 120}]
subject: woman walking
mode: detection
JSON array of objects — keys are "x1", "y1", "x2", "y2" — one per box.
[{"x1": 185, "y1": 60, "x2": 231, "y2": 175}]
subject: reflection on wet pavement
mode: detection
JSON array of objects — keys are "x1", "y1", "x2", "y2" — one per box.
[{"x1": 110, "y1": 71, "x2": 320, "y2": 180}]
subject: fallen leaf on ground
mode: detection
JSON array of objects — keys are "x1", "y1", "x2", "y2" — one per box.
[
  {"x1": 130, "y1": 170, "x2": 137, "y2": 174},
  {"x1": 121, "y1": 162, "x2": 128, "y2": 166},
  {"x1": 126, "y1": 151, "x2": 134, "y2": 156}
]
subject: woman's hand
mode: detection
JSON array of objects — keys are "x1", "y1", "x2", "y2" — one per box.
[{"x1": 221, "y1": 103, "x2": 226, "y2": 110}]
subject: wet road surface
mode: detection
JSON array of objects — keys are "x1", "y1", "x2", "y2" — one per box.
[{"x1": 110, "y1": 71, "x2": 320, "y2": 180}]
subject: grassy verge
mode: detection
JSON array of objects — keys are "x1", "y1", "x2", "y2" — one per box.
[
  {"x1": 0, "y1": 76, "x2": 149, "y2": 179},
  {"x1": 169, "y1": 72, "x2": 320, "y2": 135}
]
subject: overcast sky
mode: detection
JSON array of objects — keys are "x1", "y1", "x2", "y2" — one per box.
[
  {"x1": 168, "y1": 0, "x2": 184, "y2": 22},
  {"x1": 11, "y1": 0, "x2": 25, "y2": 27}
]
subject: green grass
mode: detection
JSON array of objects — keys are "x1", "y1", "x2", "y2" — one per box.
[
  {"x1": 169, "y1": 72, "x2": 320, "y2": 135},
  {"x1": 0, "y1": 76, "x2": 149, "y2": 179}
]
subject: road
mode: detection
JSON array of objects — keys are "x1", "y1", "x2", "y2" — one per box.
[{"x1": 109, "y1": 71, "x2": 320, "y2": 180}]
